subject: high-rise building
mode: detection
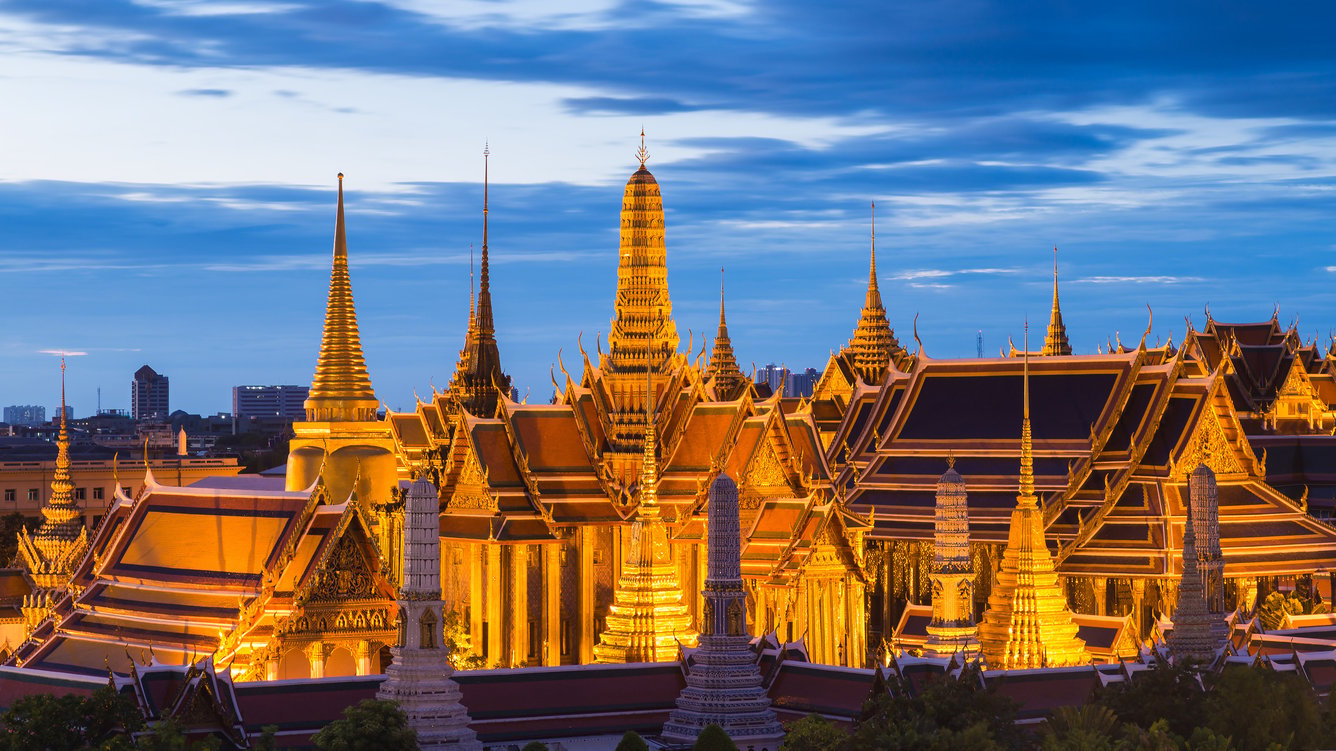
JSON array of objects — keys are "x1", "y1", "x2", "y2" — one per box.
[
  {"x1": 3, "y1": 406, "x2": 45, "y2": 427},
  {"x1": 131, "y1": 365, "x2": 169, "y2": 421},
  {"x1": 232, "y1": 385, "x2": 310, "y2": 423},
  {"x1": 785, "y1": 367, "x2": 820, "y2": 397}
]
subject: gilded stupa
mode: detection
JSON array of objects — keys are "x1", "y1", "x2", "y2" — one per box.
[
  {"x1": 448, "y1": 147, "x2": 511, "y2": 417},
  {"x1": 593, "y1": 368, "x2": 698, "y2": 663},
  {"x1": 706, "y1": 271, "x2": 747, "y2": 400},
  {"x1": 846, "y1": 202, "x2": 900, "y2": 384},
  {"x1": 978, "y1": 326, "x2": 1088, "y2": 669},
  {"x1": 18, "y1": 359, "x2": 89, "y2": 629},
  {"x1": 1041, "y1": 247, "x2": 1072, "y2": 356},
  {"x1": 303, "y1": 173, "x2": 378, "y2": 424}
]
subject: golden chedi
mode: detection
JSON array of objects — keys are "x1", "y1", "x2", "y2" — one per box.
[
  {"x1": 978, "y1": 327, "x2": 1088, "y2": 669},
  {"x1": 594, "y1": 371, "x2": 698, "y2": 662}
]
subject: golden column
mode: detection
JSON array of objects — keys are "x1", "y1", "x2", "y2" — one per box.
[{"x1": 978, "y1": 326, "x2": 1088, "y2": 669}]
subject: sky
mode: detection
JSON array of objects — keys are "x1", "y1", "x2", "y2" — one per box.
[{"x1": 1, "y1": 1, "x2": 1335, "y2": 415}]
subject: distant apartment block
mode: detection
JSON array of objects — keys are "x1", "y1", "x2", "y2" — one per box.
[
  {"x1": 3, "y1": 405, "x2": 45, "y2": 427},
  {"x1": 131, "y1": 365, "x2": 169, "y2": 421},
  {"x1": 232, "y1": 385, "x2": 309, "y2": 430},
  {"x1": 785, "y1": 367, "x2": 820, "y2": 398},
  {"x1": 755, "y1": 364, "x2": 820, "y2": 398}
]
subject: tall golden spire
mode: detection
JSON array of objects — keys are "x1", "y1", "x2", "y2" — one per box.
[
  {"x1": 706, "y1": 268, "x2": 746, "y2": 399},
  {"x1": 978, "y1": 323, "x2": 1088, "y2": 669},
  {"x1": 19, "y1": 359, "x2": 89, "y2": 616},
  {"x1": 593, "y1": 365, "x2": 697, "y2": 663},
  {"x1": 606, "y1": 130, "x2": 679, "y2": 376},
  {"x1": 1041, "y1": 247, "x2": 1072, "y2": 356},
  {"x1": 846, "y1": 201, "x2": 900, "y2": 383},
  {"x1": 449, "y1": 148, "x2": 512, "y2": 416},
  {"x1": 303, "y1": 174, "x2": 379, "y2": 422}
]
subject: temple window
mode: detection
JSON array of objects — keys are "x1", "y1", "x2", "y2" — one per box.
[
  {"x1": 92, "y1": 487, "x2": 104, "y2": 501},
  {"x1": 419, "y1": 610, "x2": 437, "y2": 649},
  {"x1": 74, "y1": 488, "x2": 86, "y2": 501},
  {"x1": 3, "y1": 489, "x2": 13, "y2": 502},
  {"x1": 27, "y1": 489, "x2": 38, "y2": 502}
]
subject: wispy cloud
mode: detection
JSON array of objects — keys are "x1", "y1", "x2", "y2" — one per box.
[{"x1": 39, "y1": 349, "x2": 88, "y2": 357}]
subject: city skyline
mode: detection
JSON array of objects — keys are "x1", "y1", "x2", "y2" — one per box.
[{"x1": 2, "y1": 2, "x2": 1335, "y2": 412}]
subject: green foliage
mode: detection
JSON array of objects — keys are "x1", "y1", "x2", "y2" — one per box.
[
  {"x1": 781, "y1": 714, "x2": 848, "y2": 751},
  {"x1": 311, "y1": 699, "x2": 418, "y2": 751},
  {"x1": 1183, "y1": 727, "x2": 1234, "y2": 751},
  {"x1": 251, "y1": 726, "x2": 279, "y2": 751},
  {"x1": 839, "y1": 666, "x2": 1020, "y2": 751},
  {"x1": 0, "y1": 684, "x2": 143, "y2": 751},
  {"x1": 1042, "y1": 705, "x2": 1120, "y2": 751},
  {"x1": 693, "y1": 724, "x2": 739, "y2": 751},
  {"x1": 521, "y1": 743, "x2": 549, "y2": 751},
  {"x1": 134, "y1": 719, "x2": 222, "y2": 751},
  {"x1": 1201, "y1": 666, "x2": 1323, "y2": 751},
  {"x1": 0, "y1": 512, "x2": 40, "y2": 566},
  {"x1": 1096, "y1": 659, "x2": 1205, "y2": 740},
  {"x1": 615, "y1": 731, "x2": 650, "y2": 751}
]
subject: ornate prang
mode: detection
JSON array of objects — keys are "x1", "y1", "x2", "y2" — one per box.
[
  {"x1": 376, "y1": 477, "x2": 481, "y2": 750},
  {"x1": 662, "y1": 473, "x2": 784, "y2": 747},
  {"x1": 924, "y1": 461, "x2": 979, "y2": 657}
]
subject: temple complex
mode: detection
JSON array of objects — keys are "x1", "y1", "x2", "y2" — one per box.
[{"x1": 6, "y1": 142, "x2": 1336, "y2": 692}]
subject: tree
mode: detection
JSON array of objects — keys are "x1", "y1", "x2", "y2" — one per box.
[
  {"x1": 1041, "y1": 705, "x2": 1119, "y2": 751},
  {"x1": 521, "y1": 743, "x2": 549, "y2": 751},
  {"x1": 852, "y1": 665, "x2": 1023, "y2": 750},
  {"x1": 1201, "y1": 665, "x2": 1323, "y2": 750},
  {"x1": 1096, "y1": 659, "x2": 1205, "y2": 740},
  {"x1": 615, "y1": 731, "x2": 650, "y2": 751},
  {"x1": 781, "y1": 714, "x2": 848, "y2": 751},
  {"x1": 0, "y1": 512, "x2": 40, "y2": 566},
  {"x1": 134, "y1": 719, "x2": 222, "y2": 751},
  {"x1": 694, "y1": 724, "x2": 739, "y2": 751},
  {"x1": 442, "y1": 610, "x2": 485, "y2": 670},
  {"x1": 0, "y1": 685, "x2": 142, "y2": 751},
  {"x1": 311, "y1": 699, "x2": 418, "y2": 751}
]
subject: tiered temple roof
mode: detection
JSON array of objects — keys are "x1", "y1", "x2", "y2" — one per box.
[
  {"x1": 832, "y1": 338, "x2": 1336, "y2": 579},
  {"x1": 8, "y1": 470, "x2": 397, "y2": 678},
  {"x1": 705, "y1": 273, "x2": 747, "y2": 401}
]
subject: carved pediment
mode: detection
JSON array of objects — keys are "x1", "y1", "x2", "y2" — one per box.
[
  {"x1": 744, "y1": 440, "x2": 790, "y2": 490},
  {"x1": 309, "y1": 535, "x2": 378, "y2": 603},
  {"x1": 450, "y1": 450, "x2": 497, "y2": 512},
  {"x1": 1174, "y1": 408, "x2": 1245, "y2": 480}
]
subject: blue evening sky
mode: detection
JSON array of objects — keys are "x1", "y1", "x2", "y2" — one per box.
[{"x1": 1, "y1": 1, "x2": 1334, "y2": 415}]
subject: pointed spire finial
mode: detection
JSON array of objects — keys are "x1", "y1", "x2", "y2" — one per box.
[
  {"x1": 719, "y1": 267, "x2": 726, "y2": 325},
  {"x1": 469, "y1": 243, "x2": 475, "y2": 322},
  {"x1": 636, "y1": 127, "x2": 650, "y2": 168},
  {"x1": 1020, "y1": 319, "x2": 1036, "y2": 504}
]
